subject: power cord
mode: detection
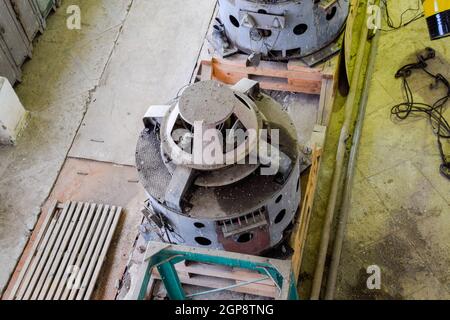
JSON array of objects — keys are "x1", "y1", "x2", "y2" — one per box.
[
  {"x1": 380, "y1": 0, "x2": 424, "y2": 32},
  {"x1": 391, "y1": 47, "x2": 450, "y2": 180}
]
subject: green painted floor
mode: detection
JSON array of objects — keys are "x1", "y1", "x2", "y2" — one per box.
[{"x1": 300, "y1": 0, "x2": 450, "y2": 300}]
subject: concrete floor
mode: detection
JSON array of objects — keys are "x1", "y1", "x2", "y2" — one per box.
[
  {"x1": 0, "y1": 0, "x2": 449, "y2": 299},
  {"x1": 0, "y1": 0, "x2": 215, "y2": 295},
  {"x1": 300, "y1": 0, "x2": 450, "y2": 300},
  {"x1": 0, "y1": 0, "x2": 133, "y2": 293}
]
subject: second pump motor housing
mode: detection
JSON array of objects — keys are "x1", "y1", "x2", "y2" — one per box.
[
  {"x1": 136, "y1": 79, "x2": 301, "y2": 255},
  {"x1": 217, "y1": 0, "x2": 350, "y2": 60}
]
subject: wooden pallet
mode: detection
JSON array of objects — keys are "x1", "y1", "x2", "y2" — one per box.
[
  {"x1": 197, "y1": 55, "x2": 338, "y2": 127},
  {"x1": 152, "y1": 260, "x2": 278, "y2": 299},
  {"x1": 200, "y1": 54, "x2": 332, "y2": 95},
  {"x1": 7, "y1": 201, "x2": 122, "y2": 300}
]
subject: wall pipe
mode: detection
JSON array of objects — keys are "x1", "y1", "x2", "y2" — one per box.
[
  {"x1": 310, "y1": 1, "x2": 371, "y2": 300},
  {"x1": 325, "y1": 29, "x2": 380, "y2": 300}
]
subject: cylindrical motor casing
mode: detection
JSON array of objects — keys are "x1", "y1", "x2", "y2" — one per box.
[
  {"x1": 136, "y1": 80, "x2": 302, "y2": 255},
  {"x1": 146, "y1": 160, "x2": 300, "y2": 255},
  {"x1": 217, "y1": 0, "x2": 349, "y2": 59}
]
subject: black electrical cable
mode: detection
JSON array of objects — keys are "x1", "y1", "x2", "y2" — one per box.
[
  {"x1": 380, "y1": 0, "x2": 424, "y2": 32},
  {"x1": 391, "y1": 47, "x2": 450, "y2": 180}
]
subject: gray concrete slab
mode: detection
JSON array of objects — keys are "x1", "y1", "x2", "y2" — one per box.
[
  {"x1": 0, "y1": 0, "x2": 132, "y2": 294},
  {"x1": 69, "y1": 0, "x2": 217, "y2": 166}
]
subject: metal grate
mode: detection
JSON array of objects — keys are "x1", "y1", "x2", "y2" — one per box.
[{"x1": 8, "y1": 201, "x2": 122, "y2": 300}]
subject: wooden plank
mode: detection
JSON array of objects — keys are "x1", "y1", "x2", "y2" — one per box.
[
  {"x1": 16, "y1": 202, "x2": 71, "y2": 300},
  {"x1": 75, "y1": 205, "x2": 116, "y2": 300},
  {"x1": 7, "y1": 200, "x2": 58, "y2": 300},
  {"x1": 204, "y1": 55, "x2": 326, "y2": 94},
  {"x1": 318, "y1": 78, "x2": 331, "y2": 124},
  {"x1": 200, "y1": 61, "x2": 213, "y2": 81},
  {"x1": 25, "y1": 201, "x2": 77, "y2": 300},
  {"x1": 68, "y1": 205, "x2": 110, "y2": 300},
  {"x1": 128, "y1": 259, "x2": 151, "y2": 300},
  {"x1": 59, "y1": 204, "x2": 105, "y2": 300},
  {"x1": 45, "y1": 202, "x2": 94, "y2": 300},
  {"x1": 153, "y1": 273, "x2": 277, "y2": 298},
  {"x1": 214, "y1": 57, "x2": 323, "y2": 81},
  {"x1": 7, "y1": 201, "x2": 123, "y2": 300},
  {"x1": 175, "y1": 262, "x2": 275, "y2": 287},
  {"x1": 318, "y1": 77, "x2": 337, "y2": 125},
  {"x1": 37, "y1": 202, "x2": 87, "y2": 299},
  {"x1": 290, "y1": 147, "x2": 323, "y2": 280},
  {"x1": 84, "y1": 207, "x2": 122, "y2": 299}
]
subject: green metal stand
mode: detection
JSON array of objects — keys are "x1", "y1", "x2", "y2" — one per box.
[{"x1": 132, "y1": 242, "x2": 299, "y2": 300}]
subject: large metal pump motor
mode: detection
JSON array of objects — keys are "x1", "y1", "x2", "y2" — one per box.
[
  {"x1": 136, "y1": 79, "x2": 301, "y2": 255},
  {"x1": 213, "y1": 0, "x2": 350, "y2": 60}
]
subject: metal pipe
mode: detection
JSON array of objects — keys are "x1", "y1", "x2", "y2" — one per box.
[
  {"x1": 325, "y1": 29, "x2": 380, "y2": 300},
  {"x1": 310, "y1": 1, "x2": 371, "y2": 300}
]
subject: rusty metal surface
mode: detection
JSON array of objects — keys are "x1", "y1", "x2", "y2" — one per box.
[{"x1": 136, "y1": 80, "x2": 301, "y2": 254}]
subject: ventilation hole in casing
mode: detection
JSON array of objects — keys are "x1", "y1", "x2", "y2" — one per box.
[
  {"x1": 293, "y1": 24, "x2": 308, "y2": 35},
  {"x1": 275, "y1": 209, "x2": 286, "y2": 224},
  {"x1": 230, "y1": 15, "x2": 240, "y2": 28},
  {"x1": 194, "y1": 222, "x2": 205, "y2": 229},
  {"x1": 326, "y1": 7, "x2": 337, "y2": 20},
  {"x1": 236, "y1": 233, "x2": 254, "y2": 243},
  {"x1": 195, "y1": 237, "x2": 212, "y2": 246},
  {"x1": 276, "y1": 194, "x2": 283, "y2": 204}
]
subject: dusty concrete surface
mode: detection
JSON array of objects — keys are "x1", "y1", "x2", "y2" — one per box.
[
  {"x1": 69, "y1": 0, "x2": 217, "y2": 166},
  {"x1": 300, "y1": 0, "x2": 450, "y2": 300},
  {"x1": 1, "y1": 158, "x2": 146, "y2": 300},
  {"x1": 0, "y1": 0, "x2": 217, "y2": 297},
  {"x1": 0, "y1": 0, "x2": 133, "y2": 294}
]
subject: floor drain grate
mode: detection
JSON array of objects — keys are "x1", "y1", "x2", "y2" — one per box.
[{"x1": 8, "y1": 201, "x2": 122, "y2": 300}]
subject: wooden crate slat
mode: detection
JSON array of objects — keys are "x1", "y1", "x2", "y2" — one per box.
[
  {"x1": 17, "y1": 201, "x2": 72, "y2": 300},
  {"x1": 68, "y1": 205, "x2": 110, "y2": 300},
  {"x1": 8, "y1": 201, "x2": 121, "y2": 300},
  {"x1": 201, "y1": 53, "x2": 330, "y2": 95},
  {"x1": 153, "y1": 273, "x2": 277, "y2": 299},
  {"x1": 55, "y1": 203, "x2": 101, "y2": 300},
  {"x1": 84, "y1": 206, "x2": 122, "y2": 299},
  {"x1": 213, "y1": 56, "x2": 323, "y2": 81},
  {"x1": 14, "y1": 204, "x2": 61, "y2": 299},
  {"x1": 25, "y1": 201, "x2": 78, "y2": 300},
  {"x1": 175, "y1": 262, "x2": 275, "y2": 287},
  {"x1": 7, "y1": 200, "x2": 58, "y2": 300},
  {"x1": 151, "y1": 258, "x2": 278, "y2": 299},
  {"x1": 62, "y1": 203, "x2": 106, "y2": 299},
  {"x1": 45, "y1": 202, "x2": 93, "y2": 300},
  {"x1": 76, "y1": 206, "x2": 118, "y2": 300},
  {"x1": 291, "y1": 146, "x2": 323, "y2": 280},
  {"x1": 37, "y1": 202, "x2": 88, "y2": 299}
]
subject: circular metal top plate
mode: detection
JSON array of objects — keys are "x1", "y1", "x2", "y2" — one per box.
[{"x1": 178, "y1": 80, "x2": 235, "y2": 126}]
